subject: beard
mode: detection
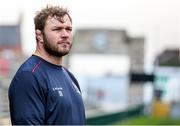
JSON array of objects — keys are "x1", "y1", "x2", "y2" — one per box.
[{"x1": 43, "y1": 34, "x2": 72, "y2": 57}]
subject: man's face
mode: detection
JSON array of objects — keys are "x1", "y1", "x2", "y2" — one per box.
[{"x1": 42, "y1": 15, "x2": 72, "y2": 57}]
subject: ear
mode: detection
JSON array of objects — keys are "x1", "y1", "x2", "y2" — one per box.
[{"x1": 35, "y1": 29, "x2": 43, "y2": 43}]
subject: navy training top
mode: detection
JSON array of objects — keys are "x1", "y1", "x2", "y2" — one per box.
[{"x1": 8, "y1": 55, "x2": 86, "y2": 125}]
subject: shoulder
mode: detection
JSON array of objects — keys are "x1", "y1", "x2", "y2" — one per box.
[
  {"x1": 9, "y1": 69, "x2": 47, "y2": 99},
  {"x1": 9, "y1": 56, "x2": 47, "y2": 92},
  {"x1": 9, "y1": 71, "x2": 37, "y2": 96},
  {"x1": 18, "y1": 56, "x2": 43, "y2": 74},
  {"x1": 9, "y1": 56, "x2": 49, "y2": 102}
]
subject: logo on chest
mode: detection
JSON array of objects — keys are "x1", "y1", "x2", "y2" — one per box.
[{"x1": 52, "y1": 87, "x2": 63, "y2": 97}]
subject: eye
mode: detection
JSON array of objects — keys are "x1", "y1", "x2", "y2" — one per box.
[
  {"x1": 52, "y1": 28, "x2": 61, "y2": 31},
  {"x1": 66, "y1": 27, "x2": 72, "y2": 31}
]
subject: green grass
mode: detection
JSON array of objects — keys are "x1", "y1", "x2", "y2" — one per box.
[{"x1": 113, "y1": 116, "x2": 180, "y2": 125}]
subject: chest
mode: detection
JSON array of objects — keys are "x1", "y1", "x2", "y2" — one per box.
[{"x1": 45, "y1": 70, "x2": 82, "y2": 107}]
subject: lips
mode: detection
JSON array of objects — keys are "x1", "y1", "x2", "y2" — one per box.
[{"x1": 58, "y1": 41, "x2": 70, "y2": 45}]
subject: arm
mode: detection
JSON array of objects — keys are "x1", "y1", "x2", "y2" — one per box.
[{"x1": 8, "y1": 71, "x2": 45, "y2": 125}]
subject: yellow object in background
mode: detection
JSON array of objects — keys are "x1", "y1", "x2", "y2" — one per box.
[{"x1": 152, "y1": 101, "x2": 170, "y2": 118}]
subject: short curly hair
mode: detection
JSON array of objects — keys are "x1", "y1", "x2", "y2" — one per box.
[{"x1": 34, "y1": 5, "x2": 72, "y2": 31}]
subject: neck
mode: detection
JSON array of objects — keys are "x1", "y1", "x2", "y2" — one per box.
[{"x1": 34, "y1": 49, "x2": 63, "y2": 66}]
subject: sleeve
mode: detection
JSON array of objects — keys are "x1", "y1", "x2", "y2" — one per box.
[{"x1": 8, "y1": 71, "x2": 46, "y2": 125}]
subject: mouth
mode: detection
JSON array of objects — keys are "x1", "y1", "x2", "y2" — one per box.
[
  {"x1": 57, "y1": 41, "x2": 71, "y2": 49},
  {"x1": 58, "y1": 41, "x2": 70, "y2": 45}
]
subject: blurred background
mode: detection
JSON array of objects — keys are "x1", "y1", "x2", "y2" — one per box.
[{"x1": 0, "y1": 0, "x2": 180, "y2": 125}]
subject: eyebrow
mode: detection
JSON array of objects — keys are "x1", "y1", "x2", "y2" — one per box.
[
  {"x1": 52, "y1": 26, "x2": 72, "y2": 28},
  {"x1": 50, "y1": 26, "x2": 72, "y2": 31}
]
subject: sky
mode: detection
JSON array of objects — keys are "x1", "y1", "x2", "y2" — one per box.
[{"x1": 0, "y1": 0, "x2": 180, "y2": 71}]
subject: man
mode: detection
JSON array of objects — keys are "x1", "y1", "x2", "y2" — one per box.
[{"x1": 8, "y1": 5, "x2": 86, "y2": 125}]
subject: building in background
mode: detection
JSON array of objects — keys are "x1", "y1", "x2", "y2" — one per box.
[
  {"x1": 154, "y1": 49, "x2": 180, "y2": 118},
  {"x1": 154, "y1": 49, "x2": 180, "y2": 102},
  {"x1": 0, "y1": 24, "x2": 21, "y2": 75},
  {"x1": 67, "y1": 28, "x2": 145, "y2": 111}
]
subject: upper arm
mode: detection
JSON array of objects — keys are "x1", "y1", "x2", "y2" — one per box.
[{"x1": 8, "y1": 71, "x2": 45, "y2": 125}]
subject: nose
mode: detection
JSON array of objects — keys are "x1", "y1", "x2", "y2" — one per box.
[{"x1": 61, "y1": 29, "x2": 69, "y2": 37}]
